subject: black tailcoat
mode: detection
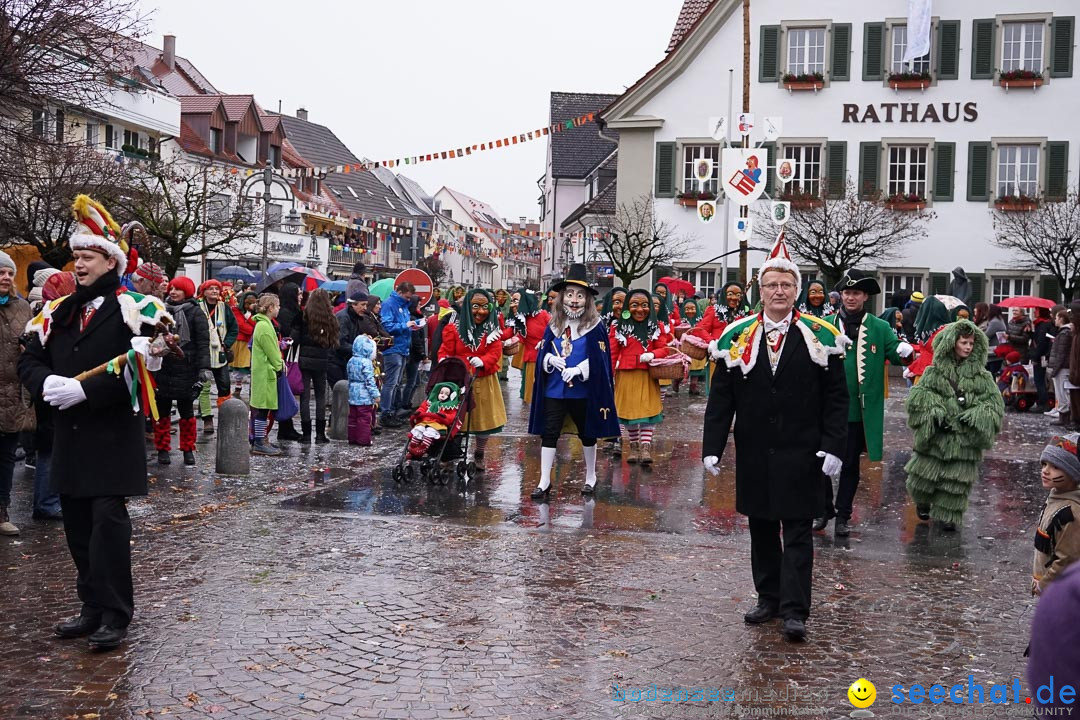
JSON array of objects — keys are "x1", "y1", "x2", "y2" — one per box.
[
  {"x1": 18, "y1": 293, "x2": 149, "y2": 498},
  {"x1": 702, "y1": 327, "x2": 848, "y2": 520}
]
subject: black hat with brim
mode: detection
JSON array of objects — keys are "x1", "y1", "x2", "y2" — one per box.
[
  {"x1": 835, "y1": 270, "x2": 881, "y2": 296},
  {"x1": 550, "y1": 263, "x2": 598, "y2": 296}
]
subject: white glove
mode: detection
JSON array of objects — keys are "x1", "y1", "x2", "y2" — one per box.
[
  {"x1": 707, "y1": 339, "x2": 722, "y2": 361},
  {"x1": 897, "y1": 342, "x2": 914, "y2": 358},
  {"x1": 547, "y1": 354, "x2": 567, "y2": 372},
  {"x1": 561, "y1": 367, "x2": 582, "y2": 384},
  {"x1": 817, "y1": 451, "x2": 842, "y2": 480},
  {"x1": 639, "y1": 352, "x2": 655, "y2": 364},
  {"x1": 42, "y1": 375, "x2": 87, "y2": 410},
  {"x1": 469, "y1": 356, "x2": 484, "y2": 369},
  {"x1": 703, "y1": 455, "x2": 720, "y2": 476},
  {"x1": 410, "y1": 320, "x2": 425, "y2": 330}
]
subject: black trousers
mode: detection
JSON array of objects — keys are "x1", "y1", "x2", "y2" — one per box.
[
  {"x1": 300, "y1": 368, "x2": 327, "y2": 430},
  {"x1": 60, "y1": 495, "x2": 134, "y2": 628},
  {"x1": 823, "y1": 422, "x2": 865, "y2": 522},
  {"x1": 541, "y1": 398, "x2": 596, "y2": 448},
  {"x1": 748, "y1": 517, "x2": 813, "y2": 621}
]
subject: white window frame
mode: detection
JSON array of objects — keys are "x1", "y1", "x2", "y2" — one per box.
[
  {"x1": 778, "y1": 21, "x2": 834, "y2": 84},
  {"x1": 884, "y1": 142, "x2": 931, "y2": 200},
  {"x1": 880, "y1": 270, "x2": 927, "y2": 312},
  {"x1": 993, "y1": 13, "x2": 1052, "y2": 84},
  {"x1": 886, "y1": 20, "x2": 935, "y2": 77},
  {"x1": 995, "y1": 144, "x2": 1040, "y2": 199},
  {"x1": 1001, "y1": 20, "x2": 1044, "y2": 73},
  {"x1": 989, "y1": 275, "x2": 1034, "y2": 304},
  {"x1": 85, "y1": 122, "x2": 98, "y2": 148},
  {"x1": 680, "y1": 143, "x2": 720, "y2": 195},
  {"x1": 786, "y1": 27, "x2": 827, "y2": 76},
  {"x1": 990, "y1": 136, "x2": 1047, "y2": 203},
  {"x1": 779, "y1": 142, "x2": 824, "y2": 196}
]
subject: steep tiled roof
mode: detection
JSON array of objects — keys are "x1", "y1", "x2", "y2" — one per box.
[
  {"x1": 443, "y1": 187, "x2": 508, "y2": 230},
  {"x1": 179, "y1": 95, "x2": 222, "y2": 114},
  {"x1": 178, "y1": 120, "x2": 211, "y2": 156},
  {"x1": 271, "y1": 112, "x2": 360, "y2": 168},
  {"x1": 124, "y1": 38, "x2": 219, "y2": 96},
  {"x1": 666, "y1": 0, "x2": 714, "y2": 53},
  {"x1": 549, "y1": 92, "x2": 620, "y2": 179},
  {"x1": 561, "y1": 180, "x2": 617, "y2": 229},
  {"x1": 221, "y1": 95, "x2": 256, "y2": 122},
  {"x1": 260, "y1": 115, "x2": 281, "y2": 133}
]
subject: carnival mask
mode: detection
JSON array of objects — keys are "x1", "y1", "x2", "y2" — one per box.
[
  {"x1": 438, "y1": 387, "x2": 452, "y2": 401},
  {"x1": 726, "y1": 287, "x2": 743, "y2": 308},
  {"x1": 510, "y1": 292, "x2": 520, "y2": 313},
  {"x1": 807, "y1": 286, "x2": 825, "y2": 306},
  {"x1": 563, "y1": 287, "x2": 587, "y2": 320},
  {"x1": 611, "y1": 291, "x2": 626, "y2": 316},
  {"x1": 495, "y1": 290, "x2": 508, "y2": 306},
  {"x1": 629, "y1": 295, "x2": 650, "y2": 322},
  {"x1": 470, "y1": 298, "x2": 490, "y2": 325}
]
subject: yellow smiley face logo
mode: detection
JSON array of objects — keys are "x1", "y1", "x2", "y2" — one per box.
[{"x1": 848, "y1": 678, "x2": 876, "y2": 709}]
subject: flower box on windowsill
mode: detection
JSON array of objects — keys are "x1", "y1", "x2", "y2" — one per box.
[
  {"x1": 885, "y1": 195, "x2": 927, "y2": 211},
  {"x1": 994, "y1": 197, "x2": 1039, "y2": 211},
  {"x1": 784, "y1": 194, "x2": 824, "y2": 209},
  {"x1": 1001, "y1": 77, "x2": 1043, "y2": 90},
  {"x1": 783, "y1": 80, "x2": 824, "y2": 92},
  {"x1": 675, "y1": 194, "x2": 715, "y2": 208},
  {"x1": 888, "y1": 77, "x2": 931, "y2": 90}
]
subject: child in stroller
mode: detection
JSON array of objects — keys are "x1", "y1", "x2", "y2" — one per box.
[
  {"x1": 408, "y1": 382, "x2": 461, "y2": 458},
  {"x1": 999, "y1": 350, "x2": 1036, "y2": 411}
]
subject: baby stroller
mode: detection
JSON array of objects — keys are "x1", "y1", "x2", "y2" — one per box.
[{"x1": 392, "y1": 356, "x2": 477, "y2": 486}]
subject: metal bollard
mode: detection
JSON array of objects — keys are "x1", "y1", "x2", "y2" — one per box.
[
  {"x1": 329, "y1": 380, "x2": 350, "y2": 441},
  {"x1": 215, "y1": 397, "x2": 250, "y2": 476}
]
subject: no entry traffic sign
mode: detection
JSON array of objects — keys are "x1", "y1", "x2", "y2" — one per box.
[{"x1": 395, "y1": 268, "x2": 434, "y2": 306}]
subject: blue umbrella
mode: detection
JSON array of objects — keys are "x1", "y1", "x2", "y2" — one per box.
[
  {"x1": 216, "y1": 265, "x2": 256, "y2": 281},
  {"x1": 320, "y1": 279, "x2": 348, "y2": 292}
]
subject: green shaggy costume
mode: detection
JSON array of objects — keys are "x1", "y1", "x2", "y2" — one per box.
[{"x1": 904, "y1": 319, "x2": 1004, "y2": 524}]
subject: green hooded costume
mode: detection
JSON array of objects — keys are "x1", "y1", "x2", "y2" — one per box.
[
  {"x1": 797, "y1": 280, "x2": 829, "y2": 318},
  {"x1": 600, "y1": 286, "x2": 627, "y2": 328},
  {"x1": 456, "y1": 289, "x2": 499, "y2": 348},
  {"x1": 904, "y1": 319, "x2": 1005, "y2": 525}
]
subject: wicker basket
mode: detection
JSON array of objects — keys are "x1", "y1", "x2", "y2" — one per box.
[
  {"x1": 648, "y1": 363, "x2": 686, "y2": 381},
  {"x1": 502, "y1": 339, "x2": 521, "y2": 357},
  {"x1": 673, "y1": 324, "x2": 691, "y2": 340},
  {"x1": 680, "y1": 336, "x2": 709, "y2": 360}
]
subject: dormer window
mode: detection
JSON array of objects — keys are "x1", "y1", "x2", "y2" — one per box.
[{"x1": 210, "y1": 128, "x2": 222, "y2": 153}]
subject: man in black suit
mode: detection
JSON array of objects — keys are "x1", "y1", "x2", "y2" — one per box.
[
  {"x1": 19, "y1": 195, "x2": 167, "y2": 651},
  {"x1": 702, "y1": 237, "x2": 848, "y2": 642}
]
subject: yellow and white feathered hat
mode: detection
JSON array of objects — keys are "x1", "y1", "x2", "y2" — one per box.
[{"x1": 68, "y1": 194, "x2": 134, "y2": 275}]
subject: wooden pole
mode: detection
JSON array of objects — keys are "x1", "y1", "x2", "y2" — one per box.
[{"x1": 738, "y1": 0, "x2": 751, "y2": 286}]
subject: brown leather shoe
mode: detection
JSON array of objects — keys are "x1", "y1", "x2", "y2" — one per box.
[
  {"x1": 639, "y1": 442, "x2": 654, "y2": 465},
  {"x1": 626, "y1": 442, "x2": 639, "y2": 464}
]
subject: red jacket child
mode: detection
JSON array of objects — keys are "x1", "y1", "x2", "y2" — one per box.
[
  {"x1": 609, "y1": 326, "x2": 673, "y2": 372},
  {"x1": 439, "y1": 324, "x2": 504, "y2": 377}
]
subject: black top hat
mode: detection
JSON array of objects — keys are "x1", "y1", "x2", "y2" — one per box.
[
  {"x1": 550, "y1": 263, "x2": 598, "y2": 296},
  {"x1": 835, "y1": 270, "x2": 881, "y2": 296}
]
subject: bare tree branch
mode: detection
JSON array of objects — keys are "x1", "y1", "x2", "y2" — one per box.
[
  {"x1": 757, "y1": 179, "x2": 936, "y2": 287},
  {"x1": 992, "y1": 190, "x2": 1080, "y2": 301},
  {"x1": 597, "y1": 195, "x2": 698, "y2": 287}
]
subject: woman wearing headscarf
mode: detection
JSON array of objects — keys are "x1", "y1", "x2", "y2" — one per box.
[
  {"x1": 611, "y1": 290, "x2": 672, "y2": 464},
  {"x1": 438, "y1": 289, "x2": 506, "y2": 470},
  {"x1": 905, "y1": 296, "x2": 953, "y2": 384},
  {"x1": 797, "y1": 280, "x2": 829, "y2": 318},
  {"x1": 905, "y1": 319, "x2": 1004, "y2": 530},
  {"x1": 681, "y1": 299, "x2": 709, "y2": 395},
  {"x1": 654, "y1": 281, "x2": 680, "y2": 324},
  {"x1": 494, "y1": 289, "x2": 512, "y2": 381},
  {"x1": 505, "y1": 288, "x2": 549, "y2": 405},
  {"x1": 652, "y1": 292, "x2": 677, "y2": 399},
  {"x1": 879, "y1": 306, "x2": 909, "y2": 343},
  {"x1": 600, "y1": 287, "x2": 627, "y2": 330}
]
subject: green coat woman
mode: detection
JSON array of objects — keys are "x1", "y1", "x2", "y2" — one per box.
[
  {"x1": 904, "y1": 319, "x2": 1004, "y2": 526},
  {"x1": 251, "y1": 312, "x2": 284, "y2": 411},
  {"x1": 824, "y1": 310, "x2": 907, "y2": 461}
]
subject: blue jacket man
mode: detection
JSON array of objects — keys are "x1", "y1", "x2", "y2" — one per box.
[{"x1": 378, "y1": 282, "x2": 420, "y2": 424}]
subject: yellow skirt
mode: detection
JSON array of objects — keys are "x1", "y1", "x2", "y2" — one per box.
[
  {"x1": 230, "y1": 339, "x2": 251, "y2": 370},
  {"x1": 511, "y1": 344, "x2": 525, "y2": 370},
  {"x1": 467, "y1": 373, "x2": 506, "y2": 435},
  {"x1": 615, "y1": 368, "x2": 663, "y2": 423},
  {"x1": 522, "y1": 360, "x2": 537, "y2": 405},
  {"x1": 689, "y1": 356, "x2": 707, "y2": 373}
]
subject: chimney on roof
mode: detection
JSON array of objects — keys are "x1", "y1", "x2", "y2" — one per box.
[
  {"x1": 297, "y1": 107, "x2": 308, "y2": 121},
  {"x1": 519, "y1": 216, "x2": 526, "y2": 225},
  {"x1": 163, "y1": 34, "x2": 176, "y2": 70}
]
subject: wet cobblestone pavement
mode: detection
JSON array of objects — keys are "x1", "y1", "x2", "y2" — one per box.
[{"x1": 0, "y1": 373, "x2": 1055, "y2": 719}]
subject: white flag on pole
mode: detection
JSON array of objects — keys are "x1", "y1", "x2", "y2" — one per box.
[{"x1": 903, "y1": 0, "x2": 932, "y2": 63}]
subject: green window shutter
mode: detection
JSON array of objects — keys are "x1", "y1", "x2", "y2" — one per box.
[
  {"x1": 655, "y1": 142, "x2": 677, "y2": 198},
  {"x1": 971, "y1": 19, "x2": 996, "y2": 79},
  {"x1": 933, "y1": 142, "x2": 956, "y2": 202},
  {"x1": 831, "y1": 23, "x2": 852, "y2": 81},
  {"x1": 936, "y1": 20, "x2": 961, "y2": 80},
  {"x1": 967, "y1": 141, "x2": 992, "y2": 201},
  {"x1": 762, "y1": 142, "x2": 776, "y2": 197},
  {"x1": 968, "y1": 273, "x2": 985, "y2": 304},
  {"x1": 1051, "y1": 16, "x2": 1075, "y2": 78},
  {"x1": 760, "y1": 25, "x2": 781, "y2": 82},
  {"x1": 930, "y1": 273, "x2": 949, "y2": 295},
  {"x1": 1041, "y1": 275, "x2": 1062, "y2": 303},
  {"x1": 858, "y1": 142, "x2": 881, "y2": 199},
  {"x1": 863, "y1": 23, "x2": 885, "y2": 81},
  {"x1": 825, "y1": 141, "x2": 847, "y2": 198},
  {"x1": 1046, "y1": 141, "x2": 1069, "y2": 201}
]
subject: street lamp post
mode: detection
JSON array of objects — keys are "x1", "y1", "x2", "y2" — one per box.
[{"x1": 240, "y1": 167, "x2": 301, "y2": 276}]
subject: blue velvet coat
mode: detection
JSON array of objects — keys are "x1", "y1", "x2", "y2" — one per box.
[{"x1": 528, "y1": 320, "x2": 620, "y2": 439}]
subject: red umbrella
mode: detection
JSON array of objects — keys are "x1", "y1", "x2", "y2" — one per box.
[
  {"x1": 998, "y1": 295, "x2": 1056, "y2": 310},
  {"x1": 298, "y1": 267, "x2": 328, "y2": 292},
  {"x1": 657, "y1": 276, "x2": 696, "y2": 296}
]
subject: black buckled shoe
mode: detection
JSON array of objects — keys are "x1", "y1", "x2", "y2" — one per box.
[
  {"x1": 530, "y1": 484, "x2": 551, "y2": 500},
  {"x1": 782, "y1": 617, "x2": 807, "y2": 642},
  {"x1": 743, "y1": 603, "x2": 779, "y2": 624},
  {"x1": 812, "y1": 517, "x2": 829, "y2": 531},
  {"x1": 834, "y1": 520, "x2": 851, "y2": 537},
  {"x1": 54, "y1": 615, "x2": 100, "y2": 639},
  {"x1": 87, "y1": 625, "x2": 127, "y2": 651}
]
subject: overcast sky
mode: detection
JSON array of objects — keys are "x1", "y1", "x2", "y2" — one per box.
[{"x1": 142, "y1": 0, "x2": 684, "y2": 221}]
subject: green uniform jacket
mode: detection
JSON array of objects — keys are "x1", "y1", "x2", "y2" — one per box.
[
  {"x1": 251, "y1": 314, "x2": 284, "y2": 410},
  {"x1": 825, "y1": 312, "x2": 904, "y2": 461}
]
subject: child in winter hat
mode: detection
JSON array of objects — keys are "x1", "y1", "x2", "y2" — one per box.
[{"x1": 1032, "y1": 434, "x2": 1080, "y2": 596}]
